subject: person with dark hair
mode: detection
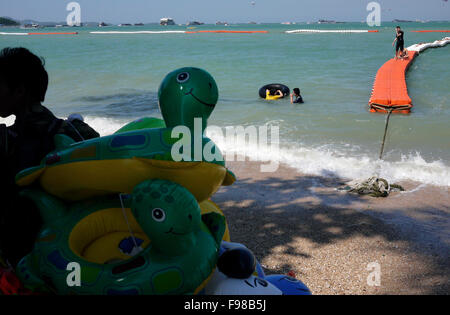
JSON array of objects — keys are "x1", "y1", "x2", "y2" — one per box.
[
  {"x1": 0, "y1": 47, "x2": 99, "y2": 267},
  {"x1": 392, "y1": 26, "x2": 405, "y2": 60},
  {"x1": 290, "y1": 88, "x2": 304, "y2": 104},
  {"x1": 265, "y1": 88, "x2": 284, "y2": 100}
]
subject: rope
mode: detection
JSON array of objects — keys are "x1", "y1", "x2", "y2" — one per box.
[
  {"x1": 342, "y1": 108, "x2": 405, "y2": 197},
  {"x1": 345, "y1": 176, "x2": 404, "y2": 197},
  {"x1": 379, "y1": 108, "x2": 393, "y2": 160},
  {"x1": 119, "y1": 194, "x2": 140, "y2": 250},
  {"x1": 66, "y1": 120, "x2": 85, "y2": 142}
]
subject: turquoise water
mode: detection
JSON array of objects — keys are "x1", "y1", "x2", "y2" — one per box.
[{"x1": 1, "y1": 22, "x2": 449, "y2": 186}]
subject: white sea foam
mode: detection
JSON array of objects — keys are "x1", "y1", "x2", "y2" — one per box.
[
  {"x1": 206, "y1": 125, "x2": 450, "y2": 187},
  {"x1": 83, "y1": 116, "x2": 130, "y2": 136}
]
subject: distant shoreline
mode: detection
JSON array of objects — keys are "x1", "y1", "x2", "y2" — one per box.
[{"x1": 1, "y1": 18, "x2": 449, "y2": 29}]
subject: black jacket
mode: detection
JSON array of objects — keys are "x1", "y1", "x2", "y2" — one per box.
[{"x1": 0, "y1": 103, "x2": 99, "y2": 196}]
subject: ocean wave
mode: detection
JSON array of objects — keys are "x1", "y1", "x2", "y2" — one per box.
[
  {"x1": 212, "y1": 133, "x2": 450, "y2": 187},
  {"x1": 71, "y1": 90, "x2": 160, "y2": 118},
  {"x1": 84, "y1": 116, "x2": 131, "y2": 135}
]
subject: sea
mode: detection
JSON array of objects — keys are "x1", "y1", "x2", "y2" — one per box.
[{"x1": 1, "y1": 22, "x2": 449, "y2": 186}]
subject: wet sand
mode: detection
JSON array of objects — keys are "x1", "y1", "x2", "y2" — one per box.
[{"x1": 212, "y1": 159, "x2": 449, "y2": 295}]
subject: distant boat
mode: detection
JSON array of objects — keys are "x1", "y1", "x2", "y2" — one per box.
[
  {"x1": 98, "y1": 22, "x2": 109, "y2": 27},
  {"x1": 187, "y1": 21, "x2": 204, "y2": 26},
  {"x1": 118, "y1": 23, "x2": 132, "y2": 27},
  {"x1": 160, "y1": 18, "x2": 175, "y2": 26},
  {"x1": 21, "y1": 23, "x2": 42, "y2": 29},
  {"x1": 393, "y1": 19, "x2": 414, "y2": 23},
  {"x1": 216, "y1": 21, "x2": 229, "y2": 26},
  {"x1": 318, "y1": 20, "x2": 336, "y2": 24}
]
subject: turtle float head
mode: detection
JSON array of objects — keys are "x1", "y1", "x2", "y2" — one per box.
[
  {"x1": 131, "y1": 179, "x2": 201, "y2": 256},
  {"x1": 158, "y1": 67, "x2": 219, "y2": 132}
]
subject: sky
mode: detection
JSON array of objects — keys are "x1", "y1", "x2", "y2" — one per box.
[{"x1": 1, "y1": 0, "x2": 449, "y2": 24}]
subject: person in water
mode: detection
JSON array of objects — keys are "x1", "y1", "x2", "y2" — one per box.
[
  {"x1": 265, "y1": 89, "x2": 284, "y2": 100},
  {"x1": 290, "y1": 88, "x2": 304, "y2": 104},
  {"x1": 0, "y1": 47, "x2": 100, "y2": 266},
  {"x1": 392, "y1": 26, "x2": 405, "y2": 60}
]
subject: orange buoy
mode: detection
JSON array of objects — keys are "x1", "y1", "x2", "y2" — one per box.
[
  {"x1": 411, "y1": 30, "x2": 450, "y2": 33},
  {"x1": 369, "y1": 51, "x2": 418, "y2": 114},
  {"x1": 186, "y1": 30, "x2": 268, "y2": 34}
]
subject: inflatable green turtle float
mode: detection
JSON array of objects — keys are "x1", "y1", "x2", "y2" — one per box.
[
  {"x1": 16, "y1": 179, "x2": 226, "y2": 295},
  {"x1": 15, "y1": 67, "x2": 235, "y2": 202}
]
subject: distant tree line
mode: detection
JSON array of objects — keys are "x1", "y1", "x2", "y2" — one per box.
[{"x1": 0, "y1": 17, "x2": 20, "y2": 26}]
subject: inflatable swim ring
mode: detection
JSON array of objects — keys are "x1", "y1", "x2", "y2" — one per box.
[
  {"x1": 16, "y1": 180, "x2": 227, "y2": 295},
  {"x1": 15, "y1": 129, "x2": 233, "y2": 203},
  {"x1": 202, "y1": 241, "x2": 312, "y2": 295},
  {"x1": 265, "y1": 275, "x2": 311, "y2": 295},
  {"x1": 12, "y1": 66, "x2": 310, "y2": 295},
  {"x1": 15, "y1": 68, "x2": 235, "y2": 202},
  {"x1": 115, "y1": 117, "x2": 166, "y2": 134},
  {"x1": 12, "y1": 67, "x2": 234, "y2": 295},
  {"x1": 259, "y1": 84, "x2": 290, "y2": 100}
]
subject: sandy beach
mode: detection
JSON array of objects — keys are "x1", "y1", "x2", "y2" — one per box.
[{"x1": 212, "y1": 159, "x2": 449, "y2": 295}]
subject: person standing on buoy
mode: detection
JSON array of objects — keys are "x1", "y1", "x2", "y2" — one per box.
[{"x1": 392, "y1": 26, "x2": 405, "y2": 60}]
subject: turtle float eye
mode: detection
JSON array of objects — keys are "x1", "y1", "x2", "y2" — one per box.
[
  {"x1": 152, "y1": 208, "x2": 166, "y2": 222},
  {"x1": 176, "y1": 72, "x2": 190, "y2": 83}
]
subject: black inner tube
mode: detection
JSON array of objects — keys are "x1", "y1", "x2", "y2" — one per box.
[{"x1": 259, "y1": 84, "x2": 290, "y2": 99}]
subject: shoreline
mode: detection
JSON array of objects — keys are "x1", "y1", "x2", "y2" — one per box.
[{"x1": 212, "y1": 159, "x2": 449, "y2": 294}]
